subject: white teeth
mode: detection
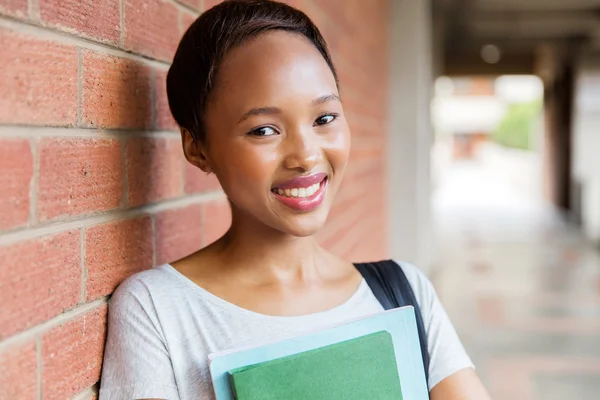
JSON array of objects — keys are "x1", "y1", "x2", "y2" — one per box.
[{"x1": 274, "y1": 182, "x2": 323, "y2": 198}]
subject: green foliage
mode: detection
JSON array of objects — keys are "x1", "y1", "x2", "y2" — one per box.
[{"x1": 492, "y1": 100, "x2": 542, "y2": 151}]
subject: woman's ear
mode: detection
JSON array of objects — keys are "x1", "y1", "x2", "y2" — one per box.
[{"x1": 181, "y1": 128, "x2": 213, "y2": 174}]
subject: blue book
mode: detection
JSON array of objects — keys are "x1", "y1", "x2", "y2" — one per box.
[{"x1": 208, "y1": 306, "x2": 429, "y2": 400}]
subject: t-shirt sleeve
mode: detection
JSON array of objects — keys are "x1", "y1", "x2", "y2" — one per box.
[
  {"x1": 99, "y1": 277, "x2": 180, "y2": 400},
  {"x1": 396, "y1": 261, "x2": 475, "y2": 390}
]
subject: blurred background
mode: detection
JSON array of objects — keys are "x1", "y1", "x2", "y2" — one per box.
[
  {"x1": 0, "y1": 0, "x2": 599, "y2": 399},
  {"x1": 428, "y1": 2, "x2": 600, "y2": 399}
]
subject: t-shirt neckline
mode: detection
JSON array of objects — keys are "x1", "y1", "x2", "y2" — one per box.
[{"x1": 161, "y1": 263, "x2": 369, "y2": 322}]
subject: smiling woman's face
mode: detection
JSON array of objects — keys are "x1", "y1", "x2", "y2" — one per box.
[{"x1": 184, "y1": 30, "x2": 350, "y2": 237}]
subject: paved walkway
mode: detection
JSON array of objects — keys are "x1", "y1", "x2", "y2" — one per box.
[{"x1": 431, "y1": 153, "x2": 600, "y2": 399}]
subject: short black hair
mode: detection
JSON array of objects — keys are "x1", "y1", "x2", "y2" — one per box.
[{"x1": 166, "y1": 0, "x2": 338, "y2": 143}]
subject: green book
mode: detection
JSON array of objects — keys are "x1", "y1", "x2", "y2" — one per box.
[{"x1": 227, "y1": 331, "x2": 403, "y2": 400}]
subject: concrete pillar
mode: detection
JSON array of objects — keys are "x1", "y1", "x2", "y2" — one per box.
[
  {"x1": 582, "y1": 182, "x2": 600, "y2": 242},
  {"x1": 386, "y1": 0, "x2": 434, "y2": 271},
  {"x1": 572, "y1": 51, "x2": 600, "y2": 244}
]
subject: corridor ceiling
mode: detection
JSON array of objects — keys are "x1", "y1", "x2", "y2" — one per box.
[{"x1": 435, "y1": 0, "x2": 600, "y2": 75}]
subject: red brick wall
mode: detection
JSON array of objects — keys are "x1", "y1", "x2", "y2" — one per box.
[{"x1": 0, "y1": 0, "x2": 389, "y2": 398}]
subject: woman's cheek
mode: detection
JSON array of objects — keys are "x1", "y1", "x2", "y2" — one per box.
[
  {"x1": 325, "y1": 128, "x2": 351, "y2": 169},
  {"x1": 222, "y1": 145, "x2": 279, "y2": 190}
]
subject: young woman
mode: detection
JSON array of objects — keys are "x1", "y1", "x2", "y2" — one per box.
[{"x1": 100, "y1": 1, "x2": 491, "y2": 399}]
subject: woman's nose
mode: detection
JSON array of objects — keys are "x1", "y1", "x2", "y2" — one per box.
[{"x1": 282, "y1": 128, "x2": 323, "y2": 171}]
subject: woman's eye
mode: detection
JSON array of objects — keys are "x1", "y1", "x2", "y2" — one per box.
[
  {"x1": 249, "y1": 126, "x2": 278, "y2": 137},
  {"x1": 314, "y1": 114, "x2": 336, "y2": 126}
]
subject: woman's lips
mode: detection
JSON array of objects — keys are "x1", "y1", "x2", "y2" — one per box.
[
  {"x1": 271, "y1": 172, "x2": 327, "y2": 190},
  {"x1": 271, "y1": 174, "x2": 328, "y2": 212}
]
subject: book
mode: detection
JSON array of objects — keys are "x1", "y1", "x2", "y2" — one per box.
[
  {"x1": 208, "y1": 306, "x2": 428, "y2": 400},
  {"x1": 228, "y1": 331, "x2": 403, "y2": 400}
]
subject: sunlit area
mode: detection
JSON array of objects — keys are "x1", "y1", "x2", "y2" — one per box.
[
  {"x1": 432, "y1": 75, "x2": 545, "y2": 223},
  {"x1": 430, "y1": 73, "x2": 600, "y2": 399},
  {"x1": 426, "y1": 0, "x2": 600, "y2": 395}
]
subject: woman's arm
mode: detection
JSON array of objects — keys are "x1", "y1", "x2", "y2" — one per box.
[
  {"x1": 394, "y1": 262, "x2": 490, "y2": 396},
  {"x1": 431, "y1": 368, "x2": 492, "y2": 399},
  {"x1": 99, "y1": 277, "x2": 179, "y2": 400}
]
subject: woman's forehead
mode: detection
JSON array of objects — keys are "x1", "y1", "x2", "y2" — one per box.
[{"x1": 210, "y1": 31, "x2": 338, "y2": 109}]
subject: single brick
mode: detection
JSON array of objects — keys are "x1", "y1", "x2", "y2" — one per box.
[
  {"x1": 0, "y1": 230, "x2": 81, "y2": 340},
  {"x1": 81, "y1": 50, "x2": 152, "y2": 129},
  {"x1": 38, "y1": 137, "x2": 123, "y2": 221},
  {"x1": 184, "y1": 162, "x2": 221, "y2": 194},
  {"x1": 39, "y1": 0, "x2": 120, "y2": 44},
  {"x1": 203, "y1": 0, "x2": 222, "y2": 10},
  {"x1": 280, "y1": 0, "x2": 305, "y2": 9},
  {"x1": 126, "y1": 137, "x2": 183, "y2": 207},
  {"x1": 41, "y1": 305, "x2": 107, "y2": 400},
  {"x1": 85, "y1": 217, "x2": 153, "y2": 301},
  {"x1": 155, "y1": 204, "x2": 203, "y2": 265},
  {"x1": 154, "y1": 69, "x2": 178, "y2": 131},
  {"x1": 0, "y1": 28, "x2": 78, "y2": 126},
  {"x1": 202, "y1": 199, "x2": 231, "y2": 246},
  {"x1": 0, "y1": 138, "x2": 32, "y2": 230},
  {"x1": 0, "y1": 0, "x2": 27, "y2": 17},
  {"x1": 123, "y1": 0, "x2": 180, "y2": 62},
  {"x1": 0, "y1": 341, "x2": 37, "y2": 400}
]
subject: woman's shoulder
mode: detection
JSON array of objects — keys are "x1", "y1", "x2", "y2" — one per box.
[
  {"x1": 393, "y1": 260, "x2": 440, "y2": 311},
  {"x1": 392, "y1": 260, "x2": 436, "y2": 295},
  {"x1": 109, "y1": 264, "x2": 183, "y2": 311}
]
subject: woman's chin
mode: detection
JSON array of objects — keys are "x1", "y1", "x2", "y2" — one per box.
[
  {"x1": 276, "y1": 212, "x2": 330, "y2": 238},
  {"x1": 283, "y1": 226, "x2": 323, "y2": 238}
]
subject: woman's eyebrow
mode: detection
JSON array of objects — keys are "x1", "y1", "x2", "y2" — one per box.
[
  {"x1": 312, "y1": 93, "x2": 340, "y2": 105},
  {"x1": 237, "y1": 94, "x2": 340, "y2": 124},
  {"x1": 238, "y1": 107, "x2": 281, "y2": 123}
]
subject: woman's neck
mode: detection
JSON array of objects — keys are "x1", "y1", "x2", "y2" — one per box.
[{"x1": 212, "y1": 213, "x2": 331, "y2": 286}]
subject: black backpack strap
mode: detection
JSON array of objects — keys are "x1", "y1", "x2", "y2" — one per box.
[{"x1": 354, "y1": 260, "x2": 430, "y2": 391}]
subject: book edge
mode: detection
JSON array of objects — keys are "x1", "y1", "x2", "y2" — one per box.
[{"x1": 207, "y1": 305, "x2": 415, "y2": 362}]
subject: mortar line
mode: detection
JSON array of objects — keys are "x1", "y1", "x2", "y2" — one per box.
[
  {"x1": 0, "y1": 15, "x2": 170, "y2": 68},
  {"x1": 0, "y1": 298, "x2": 108, "y2": 352},
  {"x1": 0, "y1": 191, "x2": 226, "y2": 246},
  {"x1": 178, "y1": 6, "x2": 184, "y2": 34},
  {"x1": 29, "y1": 0, "x2": 39, "y2": 20},
  {"x1": 172, "y1": 0, "x2": 202, "y2": 14},
  {"x1": 0, "y1": 126, "x2": 180, "y2": 138}
]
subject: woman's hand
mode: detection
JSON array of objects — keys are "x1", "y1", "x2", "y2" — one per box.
[{"x1": 431, "y1": 368, "x2": 492, "y2": 400}]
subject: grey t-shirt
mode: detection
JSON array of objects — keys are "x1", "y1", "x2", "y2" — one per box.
[{"x1": 99, "y1": 261, "x2": 473, "y2": 400}]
